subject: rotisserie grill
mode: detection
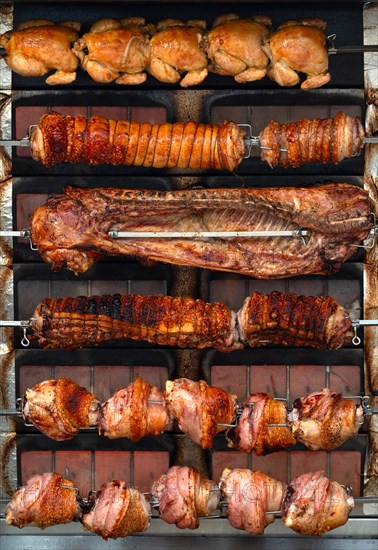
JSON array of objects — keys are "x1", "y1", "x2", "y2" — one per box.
[{"x1": 0, "y1": 1, "x2": 377, "y2": 549}]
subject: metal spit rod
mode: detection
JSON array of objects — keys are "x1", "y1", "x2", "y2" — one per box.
[
  {"x1": 1, "y1": 226, "x2": 377, "y2": 240},
  {"x1": 1, "y1": 130, "x2": 378, "y2": 149}
]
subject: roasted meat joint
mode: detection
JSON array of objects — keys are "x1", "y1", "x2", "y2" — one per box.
[{"x1": 1, "y1": 1, "x2": 377, "y2": 546}]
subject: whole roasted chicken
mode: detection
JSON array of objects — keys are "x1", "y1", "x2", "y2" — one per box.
[
  {"x1": 148, "y1": 19, "x2": 208, "y2": 86},
  {"x1": 0, "y1": 19, "x2": 81, "y2": 84},
  {"x1": 263, "y1": 19, "x2": 331, "y2": 89},
  {"x1": 73, "y1": 18, "x2": 153, "y2": 84},
  {"x1": 206, "y1": 14, "x2": 272, "y2": 82}
]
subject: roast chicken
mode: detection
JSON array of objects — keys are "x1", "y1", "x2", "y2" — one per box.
[
  {"x1": 5, "y1": 472, "x2": 82, "y2": 529},
  {"x1": 147, "y1": 19, "x2": 208, "y2": 86},
  {"x1": 73, "y1": 17, "x2": 153, "y2": 84},
  {"x1": 263, "y1": 19, "x2": 331, "y2": 89},
  {"x1": 99, "y1": 376, "x2": 173, "y2": 440},
  {"x1": 288, "y1": 388, "x2": 364, "y2": 450},
  {"x1": 151, "y1": 466, "x2": 220, "y2": 529},
  {"x1": 282, "y1": 471, "x2": 354, "y2": 535},
  {"x1": 22, "y1": 377, "x2": 101, "y2": 441},
  {"x1": 0, "y1": 19, "x2": 80, "y2": 84},
  {"x1": 226, "y1": 392, "x2": 296, "y2": 455},
  {"x1": 220, "y1": 467, "x2": 287, "y2": 535},
  {"x1": 82, "y1": 481, "x2": 150, "y2": 539},
  {"x1": 206, "y1": 14, "x2": 271, "y2": 82},
  {"x1": 164, "y1": 378, "x2": 238, "y2": 448}
]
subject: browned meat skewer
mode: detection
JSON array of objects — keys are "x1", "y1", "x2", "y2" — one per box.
[
  {"x1": 82, "y1": 481, "x2": 150, "y2": 539},
  {"x1": 164, "y1": 378, "x2": 238, "y2": 448},
  {"x1": 237, "y1": 291, "x2": 354, "y2": 349},
  {"x1": 150, "y1": 466, "x2": 220, "y2": 529},
  {"x1": 30, "y1": 112, "x2": 245, "y2": 171},
  {"x1": 100, "y1": 376, "x2": 173, "y2": 440},
  {"x1": 226, "y1": 392, "x2": 296, "y2": 454},
  {"x1": 22, "y1": 376, "x2": 101, "y2": 441},
  {"x1": 30, "y1": 293, "x2": 240, "y2": 352},
  {"x1": 260, "y1": 112, "x2": 365, "y2": 168},
  {"x1": 220, "y1": 467, "x2": 287, "y2": 535},
  {"x1": 29, "y1": 184, "x2": 373, "y2": 278},
  {"x1": 281, "y1": 471, "x2": 355, "y2": 535},
  {"x1": 288, "y1": 388, "x2": 364, "y2": 450},
  {"x1": 5, "y1": 472, "x2": 82, "y2": 529},
  {"x1": 28, "y1": 291, "x2": 354, "y2": 351}
]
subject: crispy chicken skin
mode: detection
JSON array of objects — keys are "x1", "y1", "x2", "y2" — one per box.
[
  {"x1": 206, "y1": 14, "x2": 271, "y2": 82},
  {"x1": 263, "y1": 19, "x2": 331, "y2": 89},
  {"x1": 5, "y1": 472, "x2": 81, "y2": 529},
  {"x1": 282, "y1": 471, "x2": 354, "y2": 535},
  {"x1": 73, "y1": 18, "x2": 153, "y2": 84},
  {"x1": 226, "y1": 392, "x2": 296, "y2": 454},
  {"x1": 288, "y1": 388, "x2": 364, "y2": 450},
  {"x1": 220, "y1": 468, "x2": 287, "y2": 535},
  {"x1": 0, "y1": 20, "x2": 80, "y2": 84},
  {"x1": 99, "y1": 376, "x2": 173, "y2": 440},
  {"x1": 164, "y1": 378, "x2": 238, "y2": 448},
  {"x1": 148, "y1": 19, "x2": 208, "y2": 87},
  {"x1": 150, "y1": 466, "x2": 220, "y2": 529},
  {"x1": 82, "y1": 481, "x2": 150, "y2": 539},
  {"x1": 22, "y1": 377, "x2": 101, "y2": 441}
]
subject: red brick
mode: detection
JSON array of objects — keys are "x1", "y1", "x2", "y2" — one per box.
[
  {"x1": 211, "y1": 365, "x2": 247, "y2": 402},
  {"x1": 54, "y1": 366, "x2": 92, "y2": 390},
  {"x1": 330, "y1": 451, "x2": 361, "y2": 495},
  {"x1": 55, "y1": 451, "x2": 92, "y2": 495},
  {"x1": 16, "y1": 194, "x2": 48, "y2": 239},
  {"x1": 211, "y1": 106, "x2": 249, "y2": 125},
  {"x1": 90, "y1": 280, "x2": 130, "y2": 295},
  {"x1": 21, "y1": 451, "x2": 53, "y2": 483},
  {"x1": 91, "y1": 106, "x2": 129, "y2": 119},
  {"x1": 133, "y1": 451, "x2": 170, "y2": 493},
  {"x1": 50, "y1": 279, "x2": 88, "y2": 299},
  {"x1": 209, "y1": 277, "x2": 248, "y2": 310},
  {"x1": 211, "y1": 451, "x2": 248, "y2": 483},
  {"x1": 329, "y1": 365, "x2": 362, "y2": 395},
  {"x1": 129, "y1": 279, "x2": 167, "y2": 296},
  {"x1": 19, "y1": 365, "x2": 53, "y2": 396},
  {"x1": 16, "y1": 106, "x2": 48, "y2": 157},
  {"x1": 290, "y1": 450, "x2": 327, "y2": 481},
  {"x1": 328, "y1": 279, "x2": 360, "y2": 309},
  {"x1": 287, "y1": 279, "x2": 325, "y2": 296},
  {"x1": 289, "y1": 365, "x2": 326, "y2": 403},
  {"x1": 54, "y1": 106, "x2": 87, "y2": 117},
  {"x1": 250, "y1": 364, "x2": 288, "y2": 399},
  {"x1": 251, "y1": 451, "x2": 288, "y2": 483},
  {"x1": 247, "y1": 279, "x2": 286, "y2": 296},
  {"x1": 130, "y1": 107, "x2": 167, "y2": 124},
  {"x1": 94, "y1": 451, "x2": 131, "y2": 487},
  {"x1": 93, "y1": 365, "x2": 131, "y2": 402},
  {"x1": 133, "y1": 366, "x2": 168, "y2": 390}
]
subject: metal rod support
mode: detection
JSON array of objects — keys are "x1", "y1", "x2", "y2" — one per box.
[{"x1": 109, "y1": 229, "x2": 309, "y2": 239}]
